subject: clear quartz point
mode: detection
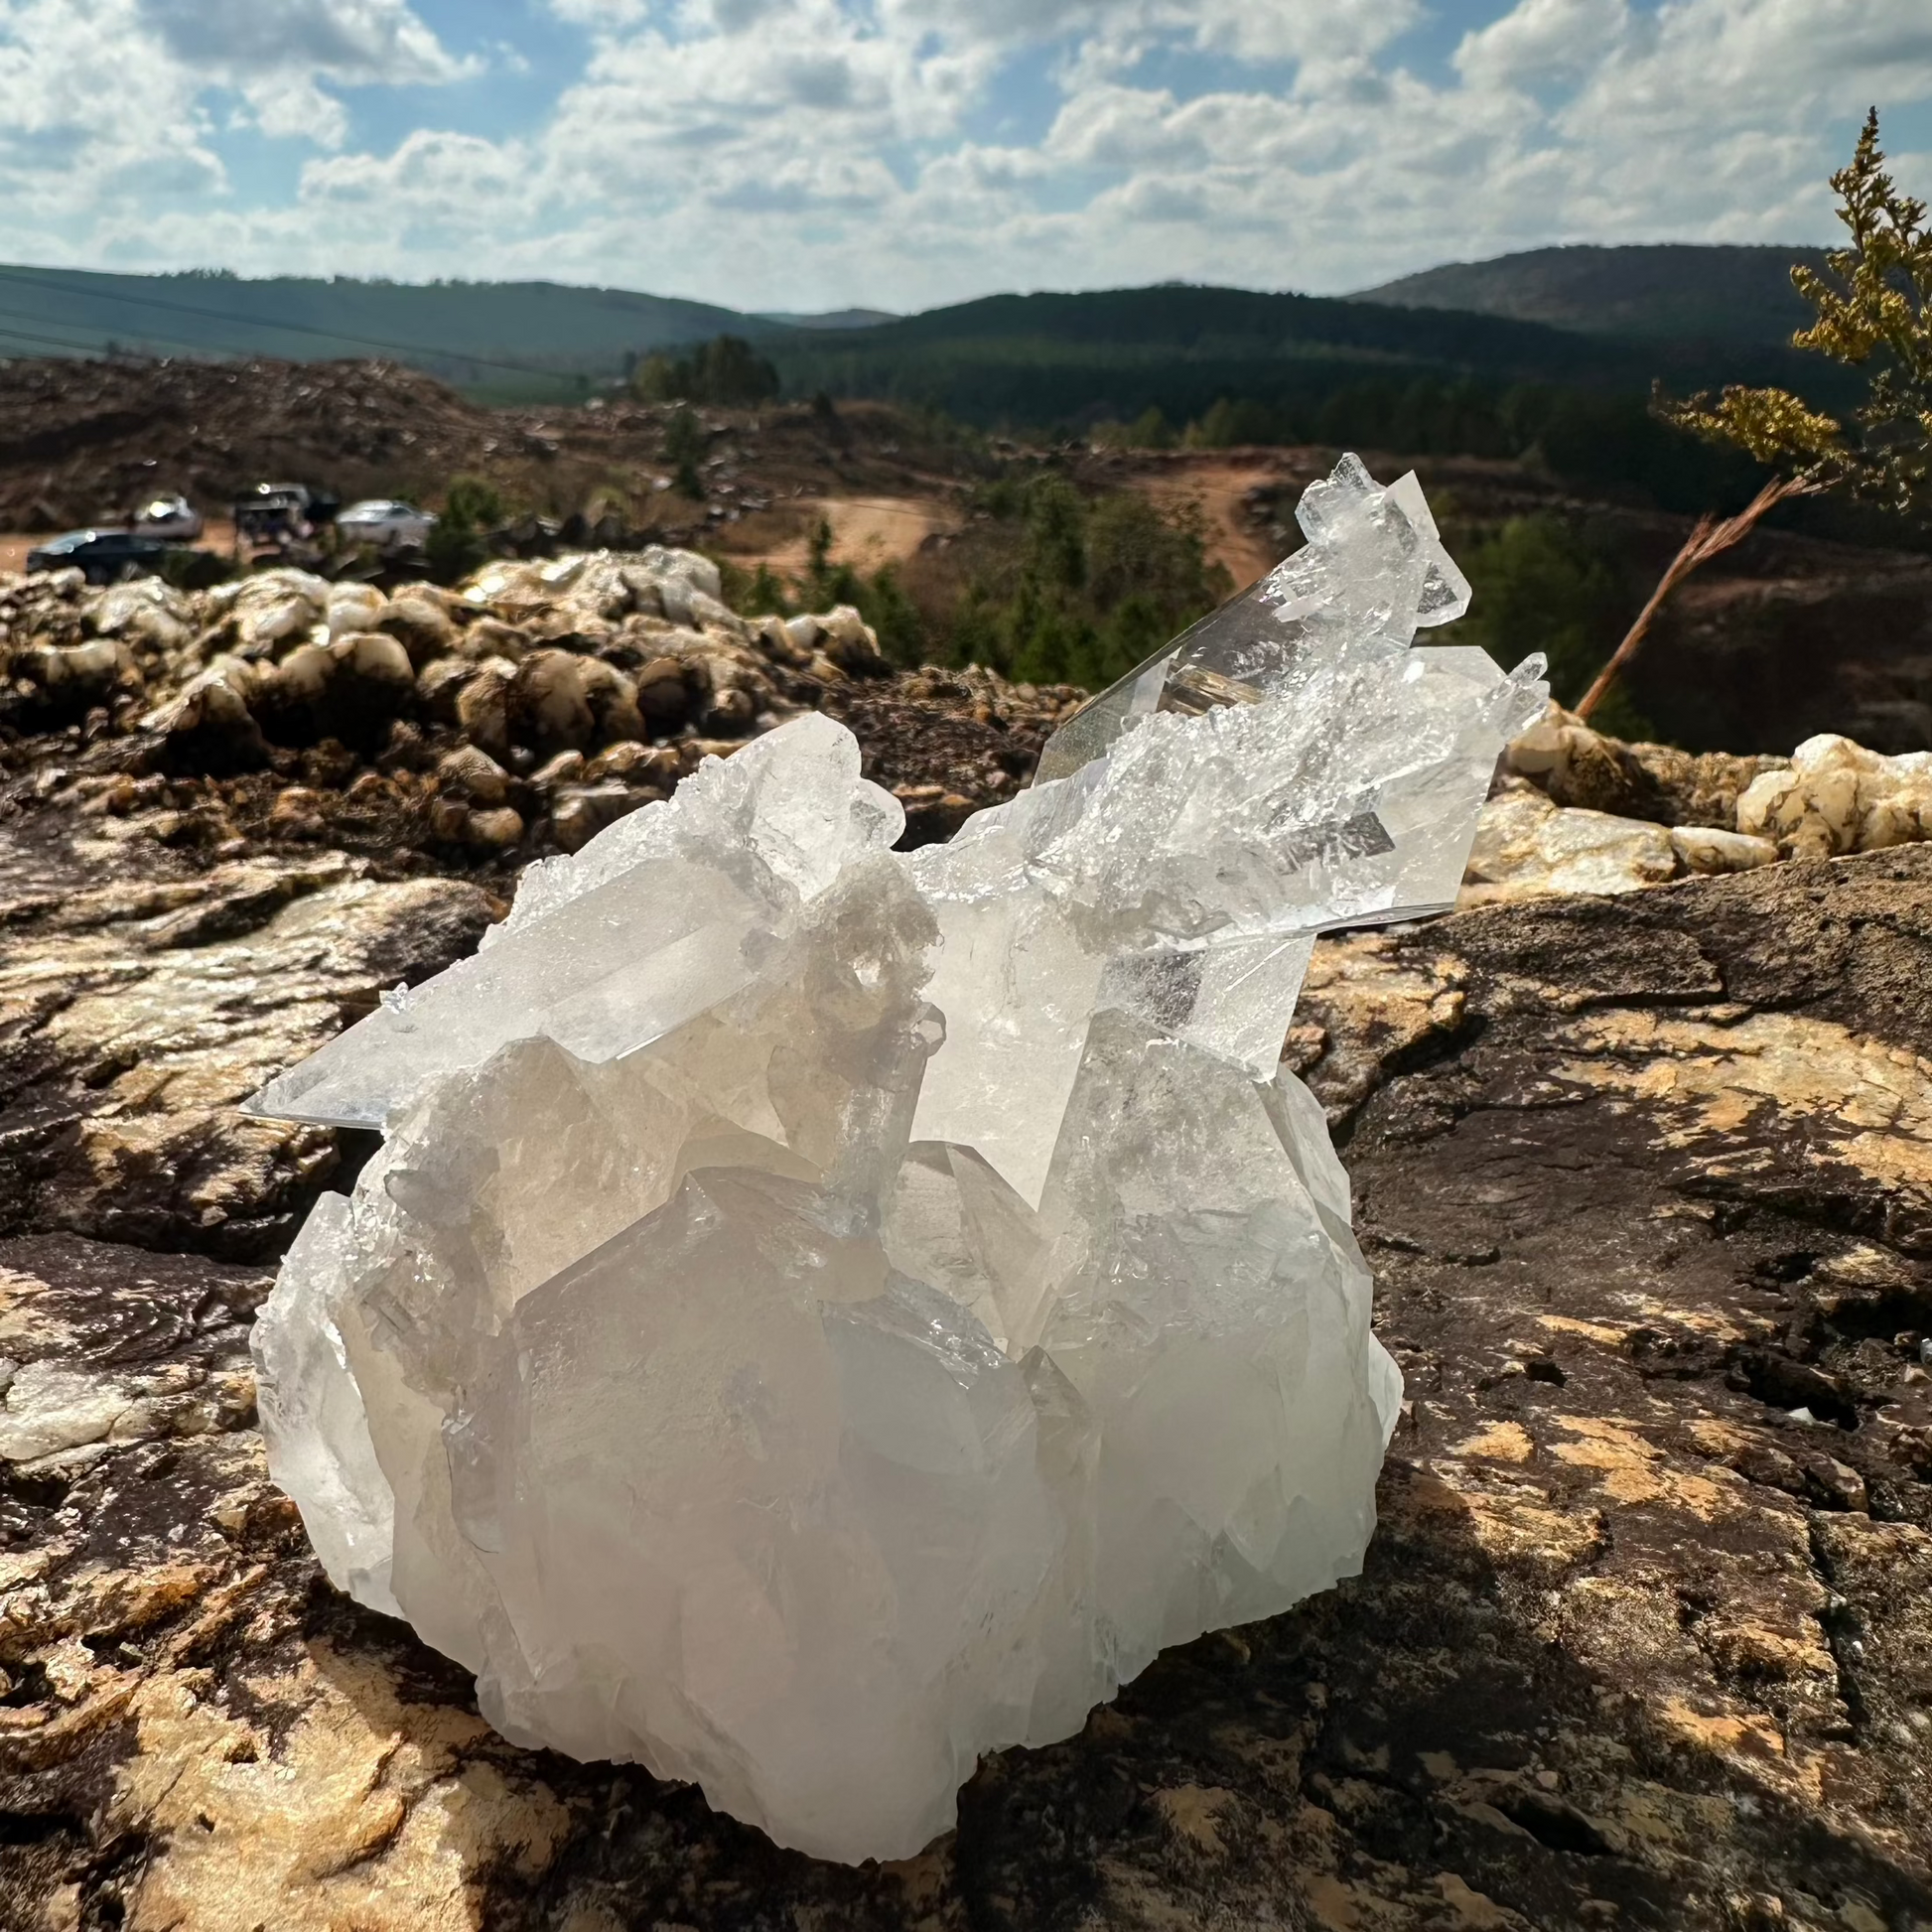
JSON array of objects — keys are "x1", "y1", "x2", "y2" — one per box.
[
  {"x1": 247, "y1": 459, "x2": 1547, "y2": 1863},
  {"x1": 1036, "y1": 453, "x2": 1475, "y2": 785}
]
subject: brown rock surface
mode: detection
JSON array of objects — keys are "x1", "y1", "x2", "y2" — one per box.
[
  {"x1": 1, "y1": 811, "x2": 1930, "y2": 1927},
  {"x1": 0, "y1": 812, "x2": 499, "y2": 1260}
]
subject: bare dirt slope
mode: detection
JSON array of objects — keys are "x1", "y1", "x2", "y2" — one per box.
[
  {"x1": 748, "y1": 493, "x2": 952, "y2": 575},
  {"x1": 0, "y1": 355, "x2": 982, "y2": 545},
  {"x1": 1093, "y1": 447, "x2": 1319, "y2": 585}
]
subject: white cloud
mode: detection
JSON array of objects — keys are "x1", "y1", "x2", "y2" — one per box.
[
  {"x1": 0, "y1": 0, "x2": 471, "y2": 213},
  {"x1": 546, "y1": 0, "x2": 648, "y2": 22},
  {"x1": 0, "y1": 0, "x2": 225, "y2": 216},
  {"x1": 136, "y1": 0, "x2": 472, "y2": 83},
  {"x1": 141, "y1": 0, "x2": 476, "y2": 150},
  {"x1": 0, "y1": 0, "x2": 1927, "y2": 310},
  {"x1": 1165, "y1": 0, "x2": 1428, "y2": 68},
  {"x1": 1454, "y1": 0, "x2": 1628, "y2": 93},
  {"x1": 234, "y1": 73, "x2": 354, "y2": 147}
]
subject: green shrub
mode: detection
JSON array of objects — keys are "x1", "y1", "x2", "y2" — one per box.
[
  {"x1": 1185, "y1": 398, "x2": 1286, "y2": 448},
  {"x1": 632, "y1": 352, "x2": 683, "y2": 403},
  {"x1": 726, "y1": 481, "x2": 1228, "y2": 689},
  {"x1": 1091, "y1": 406, "x2": 1179, "y2": 451},
  {"x1": 1455, "y1": 514, "x2": 1654, "y2": 739},
  {"x1": 424, "y1": 474, "x2": 506, "y2": 586},
  {"x1": 723, "y1": 523, "x2": 925, "y2": 666},
  {"x1": 444, "y1": 475, "x2": 504, "y2": 528},
  {"x1": 632, "y1": 335, "x2": 780, "y2": 408},
  {"x1": 936, "y1": 478, "x2": 1230, "y2": 688},
  {"x1": 1663, "y1": 110, "x2": 1931, "y2": 520},
  {"x1": 661, "y1": 406, "x2": 707, "y2": 498}
]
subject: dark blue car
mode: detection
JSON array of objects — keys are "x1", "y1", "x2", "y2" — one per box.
[{"x1": 26, "y1": 528, "x2": 173, "y2": 585}]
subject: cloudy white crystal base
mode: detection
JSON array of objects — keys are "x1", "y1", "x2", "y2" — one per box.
[{"x1": 249, "y1": 456, "x2": 1546, "y2": 1863}]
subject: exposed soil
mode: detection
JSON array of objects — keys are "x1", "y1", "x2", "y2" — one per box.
[
  {"x1": 1106, "y1": 448, "x2": 1310, "y2": 584},
  {"x1": 1168, "y1": 445, "x2": 1932, "y2": 758},
  {"x1": 0, "y1": 355, "x2": 986, "y2": 552},
  {"x1": 749, "y1": 493, "x2": 951, "y2": 575}
]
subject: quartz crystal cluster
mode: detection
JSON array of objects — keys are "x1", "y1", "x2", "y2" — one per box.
[{"x1": 249, "y1": 456, "x2": 1547, "y2": 1863}]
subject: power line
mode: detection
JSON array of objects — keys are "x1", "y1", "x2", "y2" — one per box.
[
  {"x1": 0, "y1": 318, "x2": 173, "y2": 357},
  {"x1": 0, "y1": 266, "x2": 598, "y2": 381},
  {"x1": 0, "y1": 296, "x2": 456, "y2": 371},
  {"x1": 0, "y1": 309, "x2": 221, "y2": 359}
]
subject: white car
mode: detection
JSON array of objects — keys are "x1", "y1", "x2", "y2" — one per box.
[
  {"x1": 130, "y1": 492, "x2": 204, "y2": 540},
  {"x1": 337, "y1": 499, "x2": 437, "y2": 549}
]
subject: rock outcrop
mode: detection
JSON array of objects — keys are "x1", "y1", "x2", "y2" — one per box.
[
  {"x1": 5, "y1": 545, "x2": 1932, "y2": 1921},
  {"x1": 1462, "y1": 782, "x2": 1781, "y2": 903},
  {"x1": 1504, "y1": 706, "x2": 1784, "y2": 827},
  {"x1": 1476, "y1": 710, "x2": 1932, "y2": 904},
  {"x1": 0, "y1": 773, "x2": 1927, "y2": 1925}
]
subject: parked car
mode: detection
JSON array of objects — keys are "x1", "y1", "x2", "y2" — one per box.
[
  {"x1": 336, "y1": 498, "x2": 437, "y2": 550},
  {"x1": 25, "y1": 529, "x2": 172, "y2": 584},
  {"x1": 130, "y1": 492, "x2": 204, "y2": 541},
  {"x1": 234, "y1": 482, "x2": 318, "y2": 546}
]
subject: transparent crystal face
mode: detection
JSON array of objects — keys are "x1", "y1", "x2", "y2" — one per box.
[
  {"x1": 1035, "y1": 454, "x2": 1476, "y2": 785},
  {"x1": 247, "y1": 463, "x2": 1547, "y2": 1863}
]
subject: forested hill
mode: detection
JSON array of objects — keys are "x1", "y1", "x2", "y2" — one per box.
[
  {"x1": 0, "y1": 255, "x2": 1849, "y2": 476},
  {"x1": 762, "y1": 280, "x2": 1844, "y2": 437},
  {"x1": 1356, "y1": 243, "x2": 1832, "y2": 345},
  {"x1": 0, "y1": 251, "x2": 1835, "y2": 402},
  {"x1": 0, "y1": 265, "x2": 767, "y2": 383}
]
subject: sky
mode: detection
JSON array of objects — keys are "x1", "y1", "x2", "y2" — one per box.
[{"x1": 0, "y1": 0, "x2": 1926, "y2": 314}]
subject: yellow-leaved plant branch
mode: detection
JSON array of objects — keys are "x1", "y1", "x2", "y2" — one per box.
[
  {"x1": 1660, "y1": 106, "x2": 1932, "y2": 514},
  {"x1": 1577, "y1": 109, "x2": 1929, "y2": 723}
]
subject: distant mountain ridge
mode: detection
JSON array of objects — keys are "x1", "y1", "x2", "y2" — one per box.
[
  {"x1": 758, "y1": 309, "x2": 897, "y2": 330},
  {"x1": 0, "y1": 248, "x2": 1840, "y2": 432},
  {"x1": 0, "y1": 244, "x2": 1830, "y2": 386},
  {"x1": 1355, "y1": 243, "x2": 1831, "y2": 346}
]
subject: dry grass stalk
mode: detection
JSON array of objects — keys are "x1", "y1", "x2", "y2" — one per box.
[{"x1": 1575, "y1": 476, "x2": 1817, "y2": 723}]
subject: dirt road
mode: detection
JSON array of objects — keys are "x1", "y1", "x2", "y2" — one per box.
[
  {"x1": 746, "y1": 494, "x2": 949, "y2": 575},
  {"x1": 1106, "y1": 450, "x2": 1320, "y2": 587},
  {"x1": 734, "y1": 457, "x2": 1307, "y2": 590}
]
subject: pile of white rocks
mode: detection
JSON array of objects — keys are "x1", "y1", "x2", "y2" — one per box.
[
  {"x1": 1734, "y1": 732, "x2": 1932, "y2": 858},
  {"x1": 1466, "y1": 708, "x2": 1932, "y2": 904},
  {"x1": 1, "y1": 550, "x2": 882, "y2": 757},
  {"x1": 12, "y1": 556, "x2": 1932, "y2": 898},
  {"x1": 2, "y1": 551, "x2": 1082, "y2": 860}
]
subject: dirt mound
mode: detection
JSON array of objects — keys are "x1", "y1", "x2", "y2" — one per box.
[
  {"x1": 0, "y1": 356, "x2": 984, "y2": 557},
  {"x1": 0, "y1": 356, "x2": 508, "y2": 530}
]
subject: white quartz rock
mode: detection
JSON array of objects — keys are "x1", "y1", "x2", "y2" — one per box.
[{"x1": 250, "y1": 455, "x2": 1544, "y2": 1863}]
